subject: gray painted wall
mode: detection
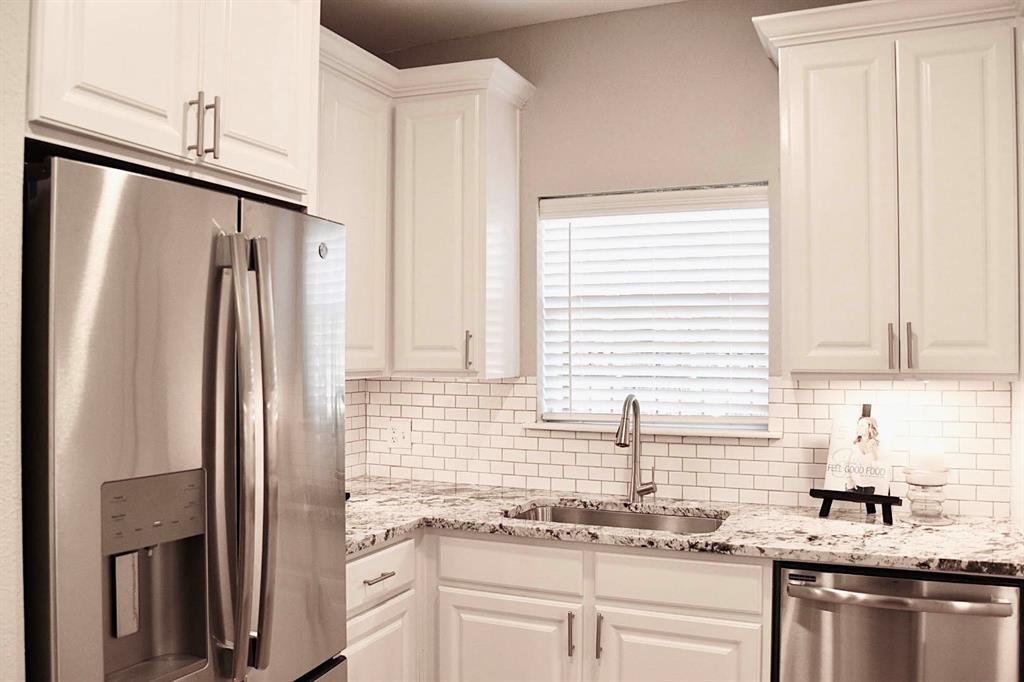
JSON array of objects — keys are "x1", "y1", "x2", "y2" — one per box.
[{"x1": 385, "y1": 0, "x2": 845, "y2": 375}]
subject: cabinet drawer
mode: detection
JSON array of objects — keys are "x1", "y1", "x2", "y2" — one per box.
[
  {"x1": 595, "y1": 552, "x2": 762, "y2": 614},
  {"x1": 438, "y1": 536, "x2": 584, "y2": 596},
  {"x1": 347, "y1": 540, "x2": 416, "y2": 613}
]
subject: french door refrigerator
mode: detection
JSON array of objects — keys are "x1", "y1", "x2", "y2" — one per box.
[{"x1": 22, "y1": 158, "x2": 348, "y2": 681}]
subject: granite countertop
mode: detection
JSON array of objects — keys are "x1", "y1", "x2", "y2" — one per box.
[{"x1": 345, "y1": 476, "x2": 1024, "y2": 578}]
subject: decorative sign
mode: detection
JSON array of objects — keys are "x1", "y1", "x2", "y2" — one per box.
[{"x1": 823, "y1": 404, "x2": 891, "y2": 496}]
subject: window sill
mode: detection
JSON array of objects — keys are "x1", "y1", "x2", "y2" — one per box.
[{"x1": 523, "y1": 421, "x2": 782, "y2": 441}]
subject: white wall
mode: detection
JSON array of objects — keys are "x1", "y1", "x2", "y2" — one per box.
[
  {"x1": 0, "y1": 0, "x2": 28, "y2": 678},
  {"x1": 385, "y1": 0, "x2": 846, "y2": 375}
]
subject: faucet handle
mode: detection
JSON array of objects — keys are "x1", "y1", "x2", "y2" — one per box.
[{"x1": 636, "y1": 479, "x2": 657, "y2": 499}]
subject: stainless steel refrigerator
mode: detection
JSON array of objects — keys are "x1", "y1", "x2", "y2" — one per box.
[{"x1": 22, "y1": 157, "x2": 348, "y2": 681}]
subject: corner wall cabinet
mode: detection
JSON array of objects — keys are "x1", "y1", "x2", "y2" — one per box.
[
  {"x1": 316, "y1": 29, "x2": 534, "y2": 378},
  {"x1": 756, "y1": 0, "x2": 1022, "y2": 375},
  {"x1": 27, "y1": 0, "x2": 317, "y2": 197},
  {"x1": 318, "y1": 36, "x2": 393, "y2": 376}
]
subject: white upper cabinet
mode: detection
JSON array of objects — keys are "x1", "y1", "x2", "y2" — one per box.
[
  {"x1": 313, "y1": 31, "x2": 533, "y2": 378},
  {"x1": 318, "y1": 36, "x2": 392, "y2": 376},
  {"x1": 28, "y1": 0, "x2": 200, "y2": 157},
  {"x1": 28, "y1": 0, "x2": 318, "y2": 197},
  {"x1": 896, "y1": 23, "x2": 1018, "y2": 373},
  {"x1": 393, "y1": 93, "x2": 482, "y2": 374},
  {"x1": 392, "y1": 66, "x2": 533, "y2": 378},
  {"x1": 756, "y1": 0, "x2": 1021, "y2": 376},
  {"x1": 199, "y1": 0, "x2": 316, "y2": 190},
  {"x1": 780, "y1": 36, "x2": 899, "y2": 373}
]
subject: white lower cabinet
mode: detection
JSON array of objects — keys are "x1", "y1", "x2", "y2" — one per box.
[
  {"x1": 346, "y1": 589, "x2": 418, "y2": 682},
  {"x1": 435, "y1": 536, "x2": 770, "y2": 682},
  {"x1": 345, "y1": 539, "x2": 418, "y2": 682},
  {"x1": 594, "y1": 605, "x2": 762, "y2": 682},
  {"x1": 347, "y1": 534, "x2": 769, "y2": 682},
  {"x1": 438, "y1": 586, "x2": 583, "y2": 682}
]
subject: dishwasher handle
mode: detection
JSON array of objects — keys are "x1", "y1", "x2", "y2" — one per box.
[{"x1": 787, "y1": 583, "x2": 1014, "y2": 618}]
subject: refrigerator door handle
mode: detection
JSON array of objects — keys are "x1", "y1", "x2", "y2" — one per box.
[
  {"x1": 227, "y1": 233, "x2": 259, "y2": 682},
  {"x1": 251, "y1": 236, "x2": 280, "y2": 670}
]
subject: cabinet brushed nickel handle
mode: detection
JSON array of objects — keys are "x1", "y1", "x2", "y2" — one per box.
[
  {"x1": 203, "y1": 95, "x2": 221, "y2": 159},
  {"x1": 595, "y1": 612, "x2": 603, "y2": 659},
  {"x1": 464, "y1": 330, "x2": 473, "y2": 369},
  {"x1": 567, "y1": 611, "x2": 575, "y2": 657},
  {"x1": 187, "y1": 91, "x2": 206, "y2": 158},
  {"x1": 888, "y1": 322, "x2": 895, "y2": 370},
  {"x1": 363, "y1": 571, "x2": 396, "y2": 586},
  {"x1": 906, "y1": 321, "x2": 914, "y2": 369}
]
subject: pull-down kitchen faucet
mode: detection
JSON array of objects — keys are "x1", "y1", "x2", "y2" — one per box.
[{"x1": 614, "y1": 394, "x2": 657, "y2": 503}]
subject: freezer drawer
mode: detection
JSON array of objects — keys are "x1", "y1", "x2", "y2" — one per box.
[{"x1": 776, "y1": 564, "x2": 1021, "y2": 682}]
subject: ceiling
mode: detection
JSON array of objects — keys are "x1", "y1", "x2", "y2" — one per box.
[{"x1": 321, "y1": 0, "x2": 685, "y2": 56}]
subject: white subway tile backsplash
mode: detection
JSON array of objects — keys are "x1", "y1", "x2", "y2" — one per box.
[{"x1": 343, "y1": 376, "x2": 1015, "y2": 518}]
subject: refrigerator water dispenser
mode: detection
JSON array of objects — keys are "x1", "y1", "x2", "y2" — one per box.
[{"x1": 100, "y1": 470, "x2": 208, "y2": 682}]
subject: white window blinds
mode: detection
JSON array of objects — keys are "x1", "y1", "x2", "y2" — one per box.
[{"x1": 538, "y1": 185, "x2": 770, "y2": 431}]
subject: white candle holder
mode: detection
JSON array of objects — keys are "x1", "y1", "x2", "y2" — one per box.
[{"x1": 904, "y1": 467, "x2": 953, "y2": 526}]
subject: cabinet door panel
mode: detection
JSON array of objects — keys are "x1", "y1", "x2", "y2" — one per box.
[
  {"x1": 346, "y1": 590, "x2": 417, "y2": 682},
  {"x1": 200, "y1": 0, "x2": 316, "y2": 190},
  {"x1": 780, "y1": 36, "x2": 899, "y2": 372},
  {"x1": 318, "y1": 70, "x2": 390, "y2": 375},
  {"x1": 595, "y1": 606, "x2": 761, "y2": 682},
  {"x1": 393, "y1": 95, "x2": 481, "y2": 372},
  {"x1": 438, "y1": 586, "x2": 581, "y2": 682},
  {"x1": 29, "y1": 0, "x2": 198, "y2": 156},
  {"x1": 897, "y1": 23, "x2": 1018, "y2": 373}
]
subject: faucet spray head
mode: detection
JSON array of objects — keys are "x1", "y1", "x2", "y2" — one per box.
[{"x1": 614, "y1": 394, "x2": 636, "y2": 447}]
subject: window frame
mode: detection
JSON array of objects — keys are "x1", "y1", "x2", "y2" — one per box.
[{"x1": 535, "y1": 183, "x2": 772, "y2": 435}]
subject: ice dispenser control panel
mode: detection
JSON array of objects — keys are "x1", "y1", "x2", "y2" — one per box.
[{"x1": 101, "y1": 469, "x2": 205, "y2": 556}]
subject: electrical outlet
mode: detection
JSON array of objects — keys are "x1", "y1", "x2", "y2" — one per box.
[{"x1": 386, "y1": 421, "x2": 411, "y2": 449}]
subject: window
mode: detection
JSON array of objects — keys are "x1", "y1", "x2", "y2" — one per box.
[{"x1": 538, "y1": 184, "x2": 770, "y2": 432}]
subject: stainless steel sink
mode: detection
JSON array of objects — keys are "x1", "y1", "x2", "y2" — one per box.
[{"x1": 510, "y1": 506, "x2": 723, "y2": 534}]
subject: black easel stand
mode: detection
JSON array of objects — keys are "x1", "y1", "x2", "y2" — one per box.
[{"x1": 809, "y1": 488, "x2": 902, "y2": 525}]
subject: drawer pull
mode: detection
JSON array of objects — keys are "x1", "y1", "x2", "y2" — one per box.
[{"x1": 363, "y1": 571, "x2": 396, "y2": 586}]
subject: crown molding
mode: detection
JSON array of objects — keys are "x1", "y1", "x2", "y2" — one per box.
[
  {"x1": 395, "y1": 59, "x2": 535, "y2": 106},
  {"x1": 320, "y1": 28, "x2": 535, "y2": 107},
  {"x1": 753, "y1": 0, "x2": 1024, "y2": 64},
  {"x1": 319, "y1": 27, "x2": 400, "y2": 96}
]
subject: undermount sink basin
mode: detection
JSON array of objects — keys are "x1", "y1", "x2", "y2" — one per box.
[{"x1": 510, "y1": 506, "x2": 723, "y2": 534}]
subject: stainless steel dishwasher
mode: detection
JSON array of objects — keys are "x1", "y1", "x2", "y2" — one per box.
[{"x1": 776, "y1": 564, "x2": 1021, "y2": 682}]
